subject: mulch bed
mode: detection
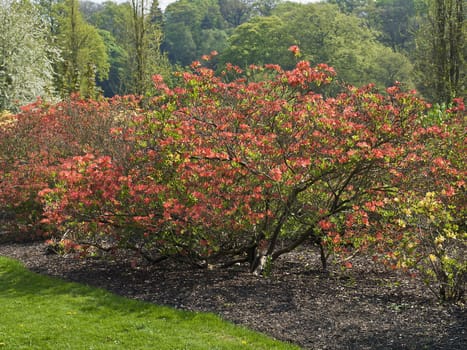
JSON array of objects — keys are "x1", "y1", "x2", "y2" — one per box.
[{"x1": 0, "y1": 242, "x2": 465, "y2": 349}]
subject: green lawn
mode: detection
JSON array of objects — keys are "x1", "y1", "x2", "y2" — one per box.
[{"x1": 0, "y1": 256, "x2": 300, "y2": 349}]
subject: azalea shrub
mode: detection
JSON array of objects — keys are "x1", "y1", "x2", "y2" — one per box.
[
  {"x1": 0, "y1": 95, "x2": 139, "y2": 241},
  {"x1": 36, "y1": 60, "x2": 435, "y2": 264},
  {"x1": 1, "y1": 56, "x2": 465, "y2": 302},
  {"x1": 390, "y1": 192, "x2": 466, "y2": 302},
  {"x1": 378, "y1": 101, "x2": 466, "y2": 302}
]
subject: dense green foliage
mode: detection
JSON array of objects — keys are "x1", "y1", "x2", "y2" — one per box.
[
  {"x1": 413, "y1": 0, "x2": 465, "y2": 103},
  {"x1": 222, "y1": 3, "x2": 415, "y2": 89},
  {"x1": 162, "y1": 0, "x2": 228, "y2": 66},
  {"x1": 0, "y1": 0, "x2": 464, "y2": 107},
  {"x1": 0, "y1": 0, "x2": 58, "y2": 111},
  {"x1": 55, "y1": 0, "x2": 109, "y2": 98}
]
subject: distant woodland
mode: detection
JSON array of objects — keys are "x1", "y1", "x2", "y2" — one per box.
[{"x1": 0, "y1": 0, "x2": 465, "y2": 109}]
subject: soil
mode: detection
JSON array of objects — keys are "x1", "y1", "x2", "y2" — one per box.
[{"x1": 0, "y1": 242, "x2": 465, "y2": 350}]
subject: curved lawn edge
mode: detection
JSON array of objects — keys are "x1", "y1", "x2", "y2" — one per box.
[{"x1": 0, "y1": 256, "x2": 301, "y2": 350}]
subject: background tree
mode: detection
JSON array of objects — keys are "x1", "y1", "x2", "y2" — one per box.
[
  {"x1": 280, "y1": 2, "x2": 415, "y2": 88},
  {"x1": 149, "y1": 0, "x2": 164, "y2": 26},
  {"x1": 36, "y1": 0, "x2": 62, "y2": 36},
  {"x1": 218, "y1": 0, "x2": 251, "y2": 27},
  {"x1": 87, "y1": 1, "x2": 133, "y2": 96},
  {"x1": 251, "y1": 0, "x2": 281, "y2": 16},
  {"x1": 326, "y1": 0, "x2": 372, "y2": 14},
  {"x1": 79, "y1": 0, "x2": 103, "y2": 20},
  {"x1": 0, "y1": 0, "x2": 59, "y2": 111},
  {"x1": 95, "y1": 29, "x2": 129, "y2": 97},
  {"x1": 414, "y1": 0, "x2": 465, "y2": 102},
  {"x1": 221, "y1": 2, "x2": 414, "y2": 89},
  {"x1": 128, "y1": 0, "x2": 170, "y2": 96},
  {"x1": 162, "y1": 0, "x2": 227, "y2": 66},
  {"x1": 55, "y1": 0, "x2": 109, "y2": 98},
  {"x1": 77, "y1": 0, "x2": 170, "y2": 97},
  {"x1": 221, "y1": 16, "x2": 296, "y2": 68},
  {"x1": 163, "y1": 21, "x2": 198, "y2": 66},
  {"x1": 130, "y1": 0, "x2": 149, "y2": 96},
  {"x1": 366, "y1": 0, "x2": 418, "y2": 53}
]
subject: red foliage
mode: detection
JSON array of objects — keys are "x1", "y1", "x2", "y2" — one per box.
[
  {"x1": 0, "y1": 96, "x2": 140, "y2": 238},
  {"x1": 2, "y1": 61, "x2": 464, "y2": 273}
]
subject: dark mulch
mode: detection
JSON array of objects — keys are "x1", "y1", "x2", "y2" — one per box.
[{"x1": 0, "y1": 242, "x2": 465, "y2": 350}]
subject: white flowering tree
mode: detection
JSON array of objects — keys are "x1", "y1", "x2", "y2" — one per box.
[{"x1": 0, "y1": 0, "x2": 59, "y2": 111}]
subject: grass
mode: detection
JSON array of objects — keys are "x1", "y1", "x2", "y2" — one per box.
[{"x1": 0, "y1": 257, "x2": 300, "y2": 350}]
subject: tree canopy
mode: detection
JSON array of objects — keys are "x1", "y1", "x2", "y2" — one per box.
[
  {"x1": 0, "y1": 0, "x2": 464, "y2": 106},
  {"x1": 54, "y1": 0, "x2": 109, "y2": 98},
  {"x1": 221, "y1": 2, "x2": 415, "y2": 89},
  {"x1": 0, "y1": 0, "x2": 58, "y2": 111}
]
